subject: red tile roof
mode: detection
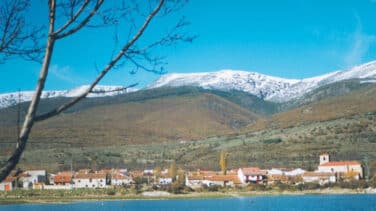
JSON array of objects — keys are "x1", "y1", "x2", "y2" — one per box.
[
  {"x1": 240, "y1": 167, "x2": 266, "y2": 175},
  {"x1": 2, "y1": 176, "x2": 16, "y2": 183},
  {"x1": 319, "y1": 161, "x2": 361, "y2": 167},
  {"x1": 112, "y1": 174, "x2": 131, "y2": 180},
  {"x1": 54, "y1": 175, "x2": 72, "y2": 183}
]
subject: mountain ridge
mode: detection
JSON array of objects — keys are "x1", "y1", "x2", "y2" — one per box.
[
  {"x1": 0, "y1": 85, "x2": 137, "y2": 109},
  {"x1": 1, "y1": 60, "x2": 376, "y2": 109},
  {"x1": 149, "y1": 61, "x2": 376, "y2": 102}
]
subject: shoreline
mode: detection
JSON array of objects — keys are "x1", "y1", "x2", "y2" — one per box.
[{"x1": 1, "y1": 188, "x2": 375, "y2": 205}]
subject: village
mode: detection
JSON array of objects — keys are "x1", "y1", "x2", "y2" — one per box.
[{"x1": 0, "y1": 153, "x2": 367, "y2": 192}]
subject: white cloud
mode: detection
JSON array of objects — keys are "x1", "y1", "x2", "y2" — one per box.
[
  {"x1": 49, "y1": 65, "x2": 84, "y2": 85},
  {"x1": 344, "y1": 14, "x2": 376, "y2": 67}
]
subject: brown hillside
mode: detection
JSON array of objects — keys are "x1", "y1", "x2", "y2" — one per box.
[
  {"x1": 247, "y1": 84, "x2": 376, "y2": 131},
  {"x1": 0, "y1": 93, "x2": 259, "y2": 149}
]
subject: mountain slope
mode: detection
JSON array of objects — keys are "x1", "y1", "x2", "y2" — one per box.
[
  {"x1": 0, "y1": 91, "x2": 259, "y2": 149},
  {"x1": 247, "y1": 83, "x2": 376, "y2": 131},
  {"x1": 149, "y1": 61, "x2": 376, "y2": 102},
  {"x1": 281, "y1": 79, "x2": 373, "y2": 110}
]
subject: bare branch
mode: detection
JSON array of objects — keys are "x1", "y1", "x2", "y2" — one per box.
[
  {"x1": 0, "y1": 0, "x2": 57, "y2": 182},
  {"x1": 54, "y1": 0, "x2": 104, "y2": 39},
  {"x1": 34, "y1": 0, "x2": 165, "y2": 122},
  {"x1": 0, "y1": 0, "x2": 44, "y2": 63},
  {"x1": 0, "y1": 0, "x2": 194, "y2": 182},
  {"x1": 54, "y1": 0, "x2": 90, "y2": 35}
]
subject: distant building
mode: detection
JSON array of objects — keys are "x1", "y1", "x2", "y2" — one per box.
[
  {"x1": 237, "y1": 167, "x2": 267, "y2": 184},
  {"x1": 0, "y1": 177, "x2": 16, "y2": 192},
  {"x1": 143, "y1": 169, "x2": 154, "y2": 176},
  {"x1": 185, "y1": 170, "x2": 242, "y2": 187},
  {"x1": 73, "y1": 173, "x2": 107, "y2": 188},
  {"x1": 317, "y1": 154, "x2": 363, "y2": 180},
  {"x1": 21, "y1": 170, "x2": 47, "y2": 189},
  {"x1": 302, "y1": 172, "x2": 336, "y2": 185},
  {"x1": 266, "y1": 168, "x2": 305, "y2": 184},
  {"x1": 111, "y1": 173, "x2": 133, "y2": 186},
  {"x1": 54, "y1": 174, "x2": 72, "y2": 185},
  {"x1": 158, "y1": 177, "x2": 173, "y2": 185}
]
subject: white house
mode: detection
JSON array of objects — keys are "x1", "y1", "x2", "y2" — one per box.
[
  {"x1": 317, "y1": 153, "x2": 363, "y2": 180},
  {"x1": 285, "y1": 168, "x2": 306, "y2": 176},
  {"x1": 185, "y1": 174, "x2": 241, "y2": 188},
  {"x1": 185, "y1": 175, "x2": 204, "y2": 187},
  {"x1": 302, "y1": 172, "x2": 336, "y2": 185},
  {"x1": 0, "y1": 177, "x2": 16, "y2": 192},
  {"x1": 238, "y1": 167, "x2": 267, "y2": 184},
  {"x1": 21, "y1": 170, "x2": 47, "y2": 189},
  {"x1": 158, "y1": 177, "x2": 173, "y2": 185},
  {"x1": 267, "y1": 168, "x2": 284, "y2": 175},
  {"x1": 143, "y1": 169, "x2": 154, "y2": 176},
  {"x1": 111, "y1": 173, "x2": 133, "y2": 186},
  {"x1": 73, "y1": 173, "x2": 107, "y2": 188}
]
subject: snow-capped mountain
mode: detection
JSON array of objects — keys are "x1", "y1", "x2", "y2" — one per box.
[
  {"x1": 148, "y1": 61, "x2": 376, "y2": 102},
  {"x1": 0, "y1": 85, "x2": 136, "y2": 109},
  {"x1": 1, "y1": 61, "x2": 376, "y2": 109}
]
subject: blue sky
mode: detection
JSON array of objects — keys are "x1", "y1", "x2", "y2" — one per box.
[{"x1": 1, "y1": 0, "x2": 376, "y2": 93}]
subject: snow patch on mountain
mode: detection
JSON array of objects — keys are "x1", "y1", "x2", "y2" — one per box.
[
  {"x1": 148, "y1": 61, "x2": 376, "y2": 102},
  {"x1": 0, "y1": 85, "x2": 136, "y2": 109}
]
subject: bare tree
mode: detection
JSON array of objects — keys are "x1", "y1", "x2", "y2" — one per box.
[
  {"x1": 0, "y1": 0, "x2": 195, "y2": 182},
  {"x1": 0, "y1": 0, "x2": 43, "y2": 62}
]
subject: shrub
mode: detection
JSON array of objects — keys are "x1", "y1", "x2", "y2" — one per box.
[
  {"x1": 297, "y1": 182, "x2": 320, "y2": 190},
  {"x1": 338, "y1": 180, "x2": 368, "y2": 189},
  {"x1": 166, "y1": 182, "x2": 185, "y2": 194},
  {"x1": 261, "y1": 138, "x2": 282, "y2": 144},
  {"x1": 248, "y1": 183, "x2": 268, "y2": 191},
  {"x1": 106, "y1": 189, "x2": 116, "y2": 196}
]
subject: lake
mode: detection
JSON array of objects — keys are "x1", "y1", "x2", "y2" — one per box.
[{"x1": 2, "y1": 194, "x2": 376, "y2": 210}]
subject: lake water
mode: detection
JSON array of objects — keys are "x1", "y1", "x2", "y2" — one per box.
[{"x1": 2, "y1": 194, "x2": 376, "y2": 210}]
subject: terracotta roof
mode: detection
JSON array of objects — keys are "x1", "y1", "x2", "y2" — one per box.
[
  {"x1": 54, "y1": 175, "x2": 72, "y2": 183},
  {"x1": 226, "y1": 170, "x2": 238, "y2": 175},
  {"x1": 112, "y1": 174, "x2": 131, "y2": 180},
  {"x1": 2, "y1": 176, "x2": 16, "y2": 183},
  {"x1": 97, "y1": 169, "x2": 112, "y2": 174},
  {"x1": 319, "y1": 161, "x2": 361, "y2": 167},
  {"x1": 129, "y1": 171, "x2": 144, "y2": 177},
  {"x1": 18, "y1": 173, "x2": 30, "y2": 178},
  {"x1": 240, "y1": 167, "x2": 266, "y2": 175},
  {"x1": 74, "y1": 173, "x2": 106, "y2": 179},
  {"x1": 267, "y1": 175, "x2": 289, "y2": 181}
]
